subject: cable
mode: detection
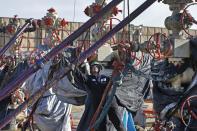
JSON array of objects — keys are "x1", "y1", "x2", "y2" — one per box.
[
  {"x1": 127, "y1": 0, "x2": 130, "y2": 42},
  {"x1": 101, "y1": 0, "x2": 106, "y2": 7},
  {"x1": 180, "y1": 95, "x2": 197, "y2": 129},
  {"x1": 72, "y1": 0, "x2": 77, "y2": 22},
  {"x1": 123, "y1": 0, "x2": 126, "y2": 19}
]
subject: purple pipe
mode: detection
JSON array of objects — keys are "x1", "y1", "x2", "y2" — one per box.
[
  {"x1": 76, "y1": 0, "x2": 157, "y2": 64},
  {"x1": 0, "y1": 0, "x2": 123, "y2": 102},
  {"x1": 0, "y1": 73, "x2": 61, "y2": 129},
  {"x1": 0, "y1": 0, "x2": 156, "y2": 129},
  {"x1": 0, "y1": 19, "x2": 33, "y2": 57}
]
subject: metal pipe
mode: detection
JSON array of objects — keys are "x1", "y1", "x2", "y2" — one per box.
[
  {"x1": 0, "y1": 0, "x2": 123, "y2": 102},
  {"x1": 0, "y1": 19, "x2": 33, "y2": 57},
  {"x1": 77, "y1": 0, "x2": 157, "y2": 65},
  {"x1": 0, "y1": 0, "x2": 157, "y2": 128},
  {"x1": 0, "y1": 70, "x2": 61, "y2": 129}
]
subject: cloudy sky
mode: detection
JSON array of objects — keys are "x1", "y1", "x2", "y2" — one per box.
[{"x1": 0, "y1": 0, "x2": 196, "y2": 29}]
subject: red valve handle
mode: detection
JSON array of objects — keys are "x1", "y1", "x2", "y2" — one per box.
[
  {"x1": 130, "y1": 51, "x2": 144, "y2": 67},
  {"x1": 147, "y1": 33, "x2": 172, "y2": 60},
  {"x1": 180, "y1": 95, "x2": 197, "y2": 129},
  {"x1": 181, "y1": 2, "x2": 197, "y2": 37}
]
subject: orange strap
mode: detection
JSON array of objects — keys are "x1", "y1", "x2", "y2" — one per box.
[
  {"x1": 89, "y1": 80, "x2": 112, "y2": 130},
  {"x1": 89, "y1": 61, "x2": 123, "y2": 130}
]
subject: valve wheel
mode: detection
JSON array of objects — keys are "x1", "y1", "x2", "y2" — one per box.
[
  {"x1": 101, "y1": 17, "x2": 127, "y2": 45},
  {"x1": 52, "y1": 28, "x2": 70, "y2": 46},
  {"x1": 130, "y1": 51, "x2": 144, "y2": 67},
  {"x1": 147, "y1": 33, "x2": 172, "y2": 60},
  {"x1": 181, "y1": 2, "x2": 197, "y2": 37},
  {"x1": 180, "y1": 95, "x2": 197, "y2": 129}
]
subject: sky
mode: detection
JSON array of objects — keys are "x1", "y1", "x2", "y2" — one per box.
[{"x1": 0, "y1": 0, "x2": 196, "y2": 29}]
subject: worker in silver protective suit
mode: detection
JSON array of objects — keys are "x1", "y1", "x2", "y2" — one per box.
[
  {"x1": 109, "y1": 43, "x2": 151, "y2": 130},
  {"x1": 21, "y1": 47, "x2": 88, "y2": 131}
]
